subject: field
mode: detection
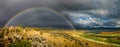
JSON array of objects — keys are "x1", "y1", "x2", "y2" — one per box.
[{"x1": 0, "y1": 27, "x2": 120, "y2": 47}]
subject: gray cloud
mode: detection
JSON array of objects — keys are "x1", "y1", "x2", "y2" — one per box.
[
  {"x1": 63, "y1": 12, "x2": 104, "y2": 26},
  {"x1": 5, "y1": 7, "x2": 74, "y2": 29},
  {"x1": 0, "y1": 0, "x2": 65, "y2": 27},
  {"x1": 0, "y1": 0, "x2": 120, "y2": 29}
]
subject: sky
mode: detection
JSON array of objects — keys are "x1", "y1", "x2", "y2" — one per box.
[{"x1": 0, "y1": 0, "x2": 120, "y2": 29}]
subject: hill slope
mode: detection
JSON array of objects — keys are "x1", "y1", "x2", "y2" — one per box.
[{"x1": 0, "y1": 27, "x2": 120, "y2": 47}]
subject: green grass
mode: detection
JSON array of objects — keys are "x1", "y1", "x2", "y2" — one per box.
[
  {"x1": 81, "y1": 33, "x2": 120, "y2": 45},
  {"x1": 9, "y1": 40, "x2": 31, "y2": 47}
]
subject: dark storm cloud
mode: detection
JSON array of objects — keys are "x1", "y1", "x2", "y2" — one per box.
[
  {"x1": 61, "y1": 0, "x2": 120, "y2": 29},
  {"x1": 0, "y1": 0, "x2": 101, "y2": 27},
  {"x1": 0, "y1": 0, "x2": 120, "y2": 29},
  {"x1": 0, "y1": 0, "x2": 65, "y2": 27},
  {"x1": 62, "y1": 0, "x2": 99, "y2": 10},
  {"x1": 5, "y1": 8, "x2": 74, "y2": 29}
]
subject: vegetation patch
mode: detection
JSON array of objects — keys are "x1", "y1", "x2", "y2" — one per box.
[{"x1": 0, "y1": 27, "x2": 119, "y2": 47}]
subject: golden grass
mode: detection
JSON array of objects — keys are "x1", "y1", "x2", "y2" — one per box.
[{"x1": 0, "y1": 26, "x2": 119, "y2": 47}]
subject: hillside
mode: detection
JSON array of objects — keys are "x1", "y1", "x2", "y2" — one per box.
[{"x1": 0, "y1": 27, "x2": 120, "y2": 47}]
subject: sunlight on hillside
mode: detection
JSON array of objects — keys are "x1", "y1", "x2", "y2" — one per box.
[{"x1": 0, "y1": 27, "x2": 120, "y2": 47}]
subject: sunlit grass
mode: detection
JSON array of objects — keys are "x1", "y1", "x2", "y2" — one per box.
[{"x1": 0, "y1": 26, "x2": 119, "y2": 47}]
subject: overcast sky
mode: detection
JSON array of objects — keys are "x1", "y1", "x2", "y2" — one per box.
[{"x1": 0, "y1": 0, "x2": 120, "y2": 29}]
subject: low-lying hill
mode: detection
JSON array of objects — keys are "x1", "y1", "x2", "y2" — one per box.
[{"x1": 0, "y1": 27, "x2": 120, "y2": 47}]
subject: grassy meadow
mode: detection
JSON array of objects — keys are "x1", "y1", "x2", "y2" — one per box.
[{"x1": 0, "y1": 27, "x2": 120, "y2": 47}]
